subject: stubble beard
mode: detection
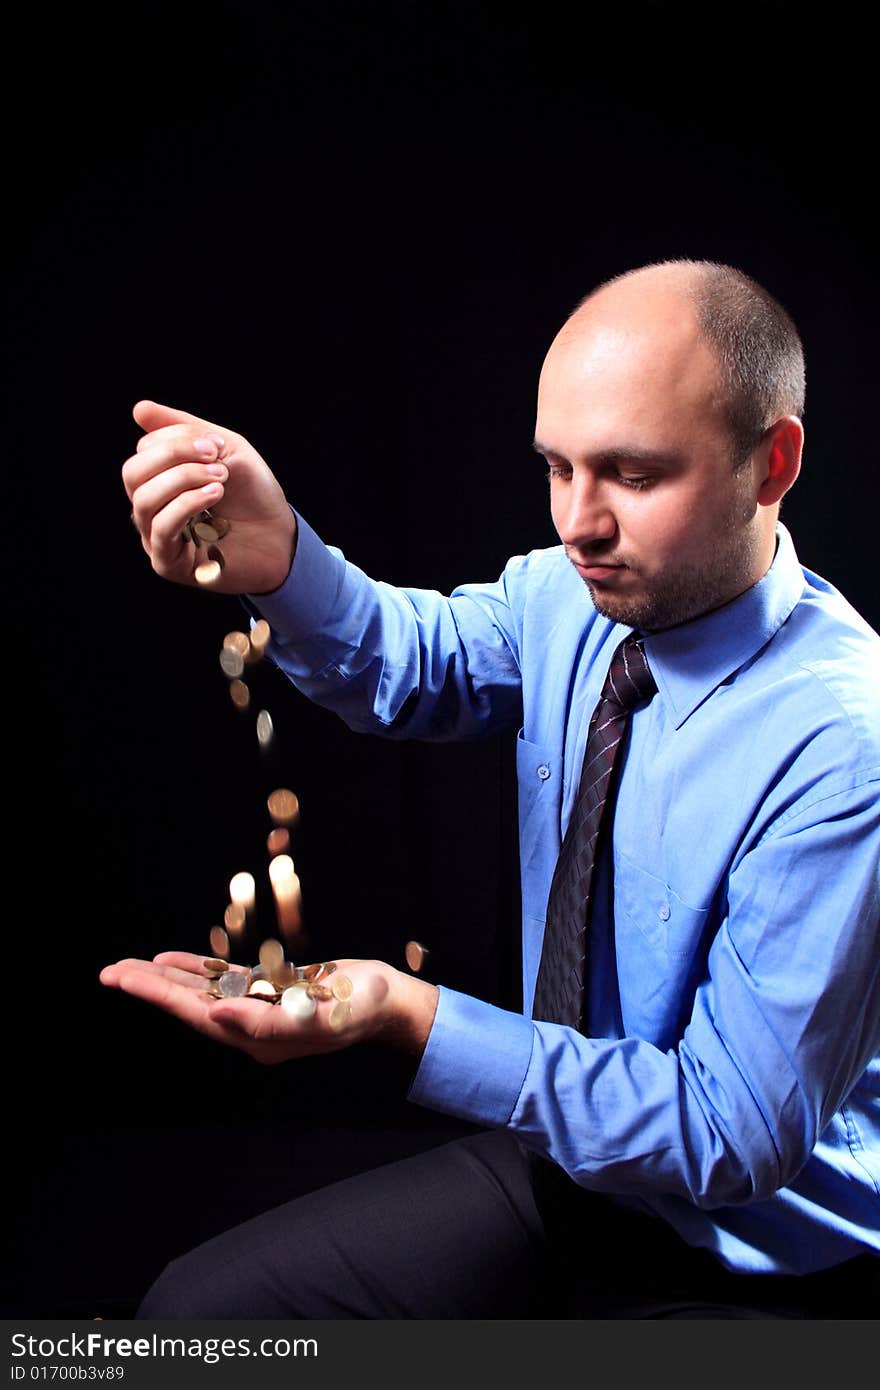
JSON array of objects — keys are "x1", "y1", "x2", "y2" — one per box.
[{"x1": 581, "y1": 501, "x2": 763, "y2": 633}]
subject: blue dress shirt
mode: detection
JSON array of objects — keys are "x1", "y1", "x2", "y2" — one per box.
[{"x1": 246, "y1": 515, "x2": 880, "y2": 1275}]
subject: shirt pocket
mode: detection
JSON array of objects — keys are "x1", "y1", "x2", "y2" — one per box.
[
  {"x1": 515, "y1": 727, "x2": 558, "y2": 903},
  {"x1": 614, "y1": 848, "x2": 711, "y2": 960}
]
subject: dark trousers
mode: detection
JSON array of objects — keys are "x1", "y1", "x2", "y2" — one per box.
[{"x1": 137, "y1": 1129, "x2": 879, "y2": 1319}]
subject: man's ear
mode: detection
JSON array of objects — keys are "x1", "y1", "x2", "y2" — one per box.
[{"x1": 756, "y1": 416, "x2": 803, "y2": 506}]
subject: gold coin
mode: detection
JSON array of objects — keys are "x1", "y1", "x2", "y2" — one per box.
[
  {"x1": 210, "y1": 515, "x2": 230, "y2": 540},
  {"x1": 321, "y1": 960, "x2": 338, "y2": 975},
  {"x1": 194, "y1": 558, "x2": 223, "y2": 585},
  {"x1": 258, "y1": 938, "x2": 285, "y2": 973},
  {"x1": 267, "y1": 789, "x2": 300, "y2": 826},
  {"x1": 229, "y1": 678, "x2": 250, "y2": 711},
  {"x1": 193, "y1": 520, "x2": 221, "y2": 543},
  {"x1": 256, "y1": 710, "x2": 274, "y2": 747},
  {"x1": 331, "y1": 974, "x2": 353, "y2": 1002},
  {"x1": 219, "y1": 647, "x2": 245, "y2": 679},
  {"x1": 306, "y1": 983, "x2": 333, "y2": 1001},
  {"x1": 328, "y1": 1000, "x2": 352, "y2": 1032},
  {"x1": 203, "y1": 957, "x2": 229, "y2": 974},
  {"x1": 268, "y1": 852, "x2": 295, "y2": 884},
  {"x1": 266, "y1": 827, "x2": 290, "y2": 857},
  {"x1": 273, "y1": 960, "x2": 299, "y2": 989},
  {"x1": 405, "y1": 940, "x2": 430, "y2": 973},
  {"x1": 228, "y1": 872, "x2": 256, "y2": 911},
  {"x1": 224, "y1": 901, "x2": 246, "y2": 934},
  {"x1": 209, "y1": 926, "x2": 230, "y2": 960},
  {"x1": 223, "y1": 632, "x2": 251, "y2": 656},
  {"x1": 301, "y1": 962, "x2": 323, "y2": 981},
  {"x1": 250, "y1": 619, "x2": 270, "y2": 655}
]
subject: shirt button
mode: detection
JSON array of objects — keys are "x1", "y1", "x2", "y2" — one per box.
[
  {"x1": 659, "y1": 903, "x2": 671, "y2": 921},
  {"x1": 537, "y1": 764, "x2": 551, "y2": 781}
]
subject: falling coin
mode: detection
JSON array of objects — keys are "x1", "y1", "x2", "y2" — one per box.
[
  {"x1": 229, "y1": 678, "x2": 250, "y2": 711},
  {"x1": 224, "y1": 901, "x2": 246, "y2": 935},
  {"x1": 331, "y1": 975, "x2": 353, "y2": 1002},
  {"x1": 258, "y1": 938, "x2": 285, "y2": 975},
  {"x1": 203, "y1": 957, "x2": 229, "y2": 974},
  {"x1": 193, "y1": 519, "x2": 221, "y2": 543},
  {"x1": 229, "y1": 871, "x2": 256, "y2": 913},
  {"x1": 219, "y1": 647, "x2": 245, "y2": 679},
  {"x1": 267, "y1": 789, "x2": 300, "y2": 826},
  {"x1": 306, "y1": 983, "x2": 333, "y2": 1001},
  {"x1": 328, "y1": 1000, "x2": 352, "y2": 1032},
  {"x1": 256, "y1": 710, "x2": 274, "y2": 747},
  {"x1": 266, "y1": 827, "x2": 290, "y2": 857},
  {"x1": 405, "y1": 941, "x2": 430, "y2": 973},
  {"x1": 194, "y1": 558, "x2": 223, "y2": 586},
  {"x1": 280, "y1": 985, "x2": 317, "y2": 1021},
  {"x1": 223, "y1": 632, "x2": 251, "y2": 657},
  {"x1": 249, "y1": 619, "x2": 270, "y2": 656},
  {"x1": 209, "y1": 926, "x2": 230, "y2": 960}
]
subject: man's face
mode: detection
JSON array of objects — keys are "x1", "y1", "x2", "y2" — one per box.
[{"x1": 534, "y1": 285, "x2": 770, "y2": 632}]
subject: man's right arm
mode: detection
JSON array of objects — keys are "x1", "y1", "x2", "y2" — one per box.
[{"x1": 123, "y1": 399, "x2": 526, "y2": 743}]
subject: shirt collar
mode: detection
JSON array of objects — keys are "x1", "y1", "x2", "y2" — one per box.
[{"x1": 641, "y1": 522, "x2": 806, "y2": 730}]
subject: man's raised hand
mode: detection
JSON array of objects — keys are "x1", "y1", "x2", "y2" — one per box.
[{"x1": 122, "y1": 400, "x2": 298, "y2": 595}]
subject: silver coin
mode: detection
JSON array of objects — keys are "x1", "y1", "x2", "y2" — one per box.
[
  {"x1": 220, "y1": 648, "x2": 245, "y2": 679},
  {"x1": 218, "y1": 971, "x2": 249, "y2": 998},
  {"x1": 247, "y1": 979, "x2": 278, "y2": 998},
  {"x1": 256, "y1": 710, "x2": 274, "y2": 747},
  {"x1": 280, "y1": 985, "x2": 317, "y2": 1020}
]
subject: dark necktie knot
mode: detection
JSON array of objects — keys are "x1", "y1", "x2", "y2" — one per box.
[{"x1": 602, "y1": 634, "x2": 656, "y2": 713}]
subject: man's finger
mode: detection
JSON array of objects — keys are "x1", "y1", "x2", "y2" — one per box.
[{"x1": 115, "y1": 967, "x2": 227, "y2": 1030}]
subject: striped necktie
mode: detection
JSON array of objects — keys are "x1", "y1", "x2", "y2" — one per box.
[{"x1": 532, "y1": 633, "x2": 656, "y2": 1032}]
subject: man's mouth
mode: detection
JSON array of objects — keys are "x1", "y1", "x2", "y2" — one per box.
[{"x1": 568, "y1": 554, "x2": 626, "y2": 582}]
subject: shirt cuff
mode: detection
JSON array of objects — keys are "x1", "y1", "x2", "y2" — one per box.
[
  {"x1": 242, "y1": 510, "x2": 346, "y2": 643},
  {"x1": 407, "y1": 985, "x2": 535, "y2": 1128}
]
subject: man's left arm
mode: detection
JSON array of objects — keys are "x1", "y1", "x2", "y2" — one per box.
[{"x1": 409, "y1": 772, "x2": 880, "y2": 1208}]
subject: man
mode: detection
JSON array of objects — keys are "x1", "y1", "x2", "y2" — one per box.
[{"x1": 103, "y1": 260, "x2": 880, "y2": 1318}]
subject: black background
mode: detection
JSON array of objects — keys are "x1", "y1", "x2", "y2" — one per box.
[{"x1": 4, "y1": 0, "x2": 876, "y2": 1317}]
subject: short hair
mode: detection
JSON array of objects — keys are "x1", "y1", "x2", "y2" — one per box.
[{"x1": 576, "y1": 259, "x2": 806, "y2": 466}]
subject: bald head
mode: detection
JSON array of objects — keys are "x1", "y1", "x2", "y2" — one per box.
[{"x1": 554, "y1": 259, "x2": 806, "y2": 467}]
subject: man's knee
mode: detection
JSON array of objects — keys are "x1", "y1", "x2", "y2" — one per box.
[{"x1": 137, "y1": 1251, "x2": 213, "y2": 1319}]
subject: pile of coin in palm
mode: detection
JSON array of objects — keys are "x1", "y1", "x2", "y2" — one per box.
[
  {"x1": 183, "y1": 507, "x2": 230, "y2": 586},
  {"x1": 203, "y1": 936, "x2": 354, "y2": 1031}
]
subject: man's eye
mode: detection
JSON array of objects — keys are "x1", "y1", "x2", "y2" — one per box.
[
  {"x1": 616, "y1": 474, "x2": 654, "y2": 490},
  {"x1": 545, "y1": 465, "x2": 571, "y2": 482}
]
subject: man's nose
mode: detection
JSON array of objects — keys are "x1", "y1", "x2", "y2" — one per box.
[{"x1": 556, "y1": 473, "x2": 616, "y2": 549}]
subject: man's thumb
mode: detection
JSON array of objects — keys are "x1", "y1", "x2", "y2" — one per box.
[{"x1": 132, "y1": 399, "x2": 225, "y2": 436}]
